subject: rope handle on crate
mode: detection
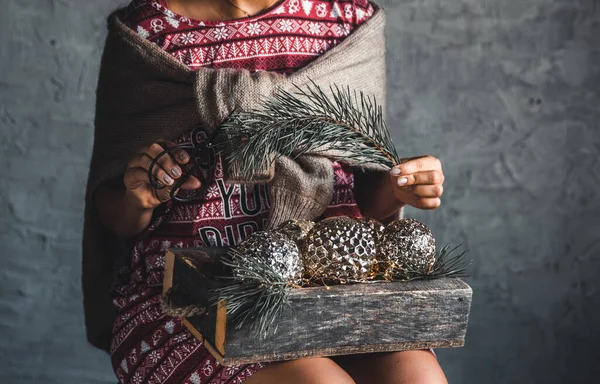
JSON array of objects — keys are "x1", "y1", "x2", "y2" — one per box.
[{"x1": 160, "y1": 288, "x2": 208, "y2": 318}]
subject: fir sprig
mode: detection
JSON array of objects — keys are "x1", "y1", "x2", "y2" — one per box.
[
  {"x1": 220, "y1": 82, "x2": 401, "y2": 179},
  {"x1": 210, "y1": 249, "x2": 292, "y2": 338}
]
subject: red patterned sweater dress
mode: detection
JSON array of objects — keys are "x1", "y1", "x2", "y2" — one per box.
[{"x1": 110, "y1": 1, "x2": 374, "y2": 383}]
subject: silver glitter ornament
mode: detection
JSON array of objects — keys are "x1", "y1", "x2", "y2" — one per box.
[
  {"x1": 236, "y1": 231, "x2": 304, "y2": 284},
  {"x1": 301, "y1": 216, "x2": 377, "y2": 283},
  {"x1": 378, "y1": 218, "x2": 436, "y2": 276},
  {"x1": 276, "y1": 220, "x2": 315, "y2": 243},
  {"x1": 357, "y1": 217, "x2": 385, "y2": 243}
]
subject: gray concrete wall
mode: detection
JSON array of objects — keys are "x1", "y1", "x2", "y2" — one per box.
[{"x1": 1, "y1": 0, "x2": 598, "y2": 383}]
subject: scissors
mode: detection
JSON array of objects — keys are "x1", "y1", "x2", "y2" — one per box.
[{"x1": 147, "y1": 127, "x2": 222, "y2": 203}]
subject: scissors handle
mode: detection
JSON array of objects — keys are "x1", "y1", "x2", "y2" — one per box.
[
  {"x1": 148, "y1": 126, "x2": 223, "y2": 203},
  {"x1": 170, "y1": 147, "x2": 216, "y2": 203},
  {"x1": 147, "y1": 144, "x2": 194, "y2": 190}
]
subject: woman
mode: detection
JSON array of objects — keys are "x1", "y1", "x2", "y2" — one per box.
[{"x1": 87, "y1": 1, "x2": 447, "y2": 383}]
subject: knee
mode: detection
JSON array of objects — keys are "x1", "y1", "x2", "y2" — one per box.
[
  {"x1": 389, "y1": 350, "x2": 448, "y2": 384},
  {"x1": 412, "y1": 370, "x2": 447, "y2": 384},
  {"x1": 335, "y1": 350, "x2": 447, "y2": 384},
  {"x1": 294, "y1": 358, "x2": 356, "y2": 384},
  {"x1": 246, "y1": 357, "x2": 355, "y2": 384}
]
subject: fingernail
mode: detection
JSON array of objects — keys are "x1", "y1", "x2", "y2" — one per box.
[
  {"x1": 171, "y1": 167, "x2": 181, "y2": 177},
  {"x1": 390, "y1": 167, "x2": 401, "y2": 175},
  {"x1": 397, "y1": 177, "x2": 408, "y2": 186},
  {"x1": 163, "y1": 174, "x2": 174, "y2": 185},
  {"x1": 179, "y1": 152, "x2": 189, "y2": 162}
]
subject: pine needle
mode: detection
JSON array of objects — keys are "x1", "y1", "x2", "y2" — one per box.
[
  {"x1": 219, "y1": 82, "x2": 401, "y2": 179},
  {"x1": 210, "y1": 249, "x2": 291, "y2": 338},
  {"x1": 390, "y1": 244, "x2": 472, "y2": 281}
]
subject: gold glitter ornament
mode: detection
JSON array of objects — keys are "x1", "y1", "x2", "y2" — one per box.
[
  {"x1": 276, "y1": 220, "x2": 315, "y2": 243},
  {"x1": 236, "y1": 231, "x2": 304, "y2": 284},
  {"x1": 301, "y1": 216, "x2": 377, "y2": 283},
  {"x1": 378, "y1": 218, "x2": 436, "y2": 276}
]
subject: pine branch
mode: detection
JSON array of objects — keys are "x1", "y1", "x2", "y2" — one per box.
[
  {"x1": 210, "y1": 249, "x2": 292, "y2": 338},
  {"x1": 219, "y1": 82, "x2": 401, "y2": 179}
]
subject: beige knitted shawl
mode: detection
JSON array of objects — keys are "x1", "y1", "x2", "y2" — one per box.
[{"x1": 84, "y1": 4, "x2": 388, "y2": 351}]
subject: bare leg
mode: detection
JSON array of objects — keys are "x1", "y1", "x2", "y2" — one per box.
[
  {"x1": 333, "y1": 350, "x2": 447, "y2": 384},
  {"x1": 244, "y1": 357, "x2": 356, "y2": 384}
]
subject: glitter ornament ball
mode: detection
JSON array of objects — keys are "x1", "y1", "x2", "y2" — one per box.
[
  {"x1": 357, "y1": 217, "x2": 385, "y2": 243},
  {"x1": 301, "y1": 216, "x2": 377, "y2": 283},
  {"x1": 276, "y1": 220, "x2": 315, "y2": 243},
  {"x1": 236, "y1": 231, "x2": 304, "y2": 284},
  {"x1": 378, "y1": 218, "x2": 436, "y2": 275}
]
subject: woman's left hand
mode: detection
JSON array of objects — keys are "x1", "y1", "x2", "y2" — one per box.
[{"x1": 389, "y1": 155, "x2": 445, "y2": 210}]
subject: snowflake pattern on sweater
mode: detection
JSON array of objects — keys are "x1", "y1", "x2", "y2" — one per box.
[{"x1": 124, "y1": 0, "x2": 374, "y2": 73}]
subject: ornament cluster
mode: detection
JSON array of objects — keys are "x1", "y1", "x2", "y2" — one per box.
[{"x1": 233, "y1": 217, "x2": 437, "y2": 285}]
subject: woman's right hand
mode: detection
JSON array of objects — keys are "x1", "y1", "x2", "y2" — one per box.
[{"x1": 124, "y1": 141, "x2": 202, "y2": 209}]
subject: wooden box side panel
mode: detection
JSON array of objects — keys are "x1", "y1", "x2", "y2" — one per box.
[
  {"x1": 164, "y1": 248, "x2": 227, "y2": 357},
  {"x1": 220, "y1": 279, "x2": 472, "y2": 364}
]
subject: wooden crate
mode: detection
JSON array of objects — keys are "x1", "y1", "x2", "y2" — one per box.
[{"x1": 164, "y1": 247, "x2": 472, "y2": 366}]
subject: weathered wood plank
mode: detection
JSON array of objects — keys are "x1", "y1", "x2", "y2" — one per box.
[{"x1": 165, "y1": 248, "x2": 473, "y2": 366}]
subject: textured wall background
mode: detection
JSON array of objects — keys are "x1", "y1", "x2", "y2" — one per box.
[{"x1": 0, "y1": 0, "x2": 598, "y2": 383}]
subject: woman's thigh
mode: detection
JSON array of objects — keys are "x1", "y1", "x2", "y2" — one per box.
[
  {"x1": 243, "y1": 357, "x2": 355, "y2": 384},
  {"x1": 333, "y1": 350, "x2": 447, "y2": 384}
]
